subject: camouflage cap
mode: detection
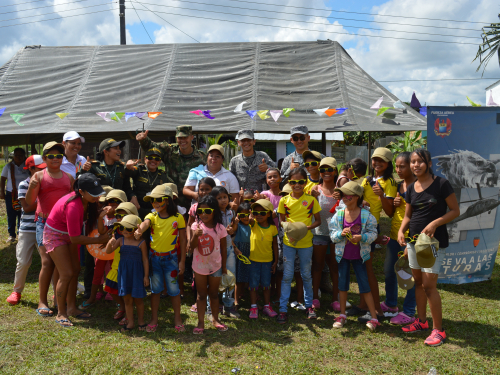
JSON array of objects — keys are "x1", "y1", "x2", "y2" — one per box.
[
  {"x1": 236, "y1": 129, "x2": 254, "y2": 140},
  {"x1": 176, "y1": 125, "x2": 192, "y2": 137},
  {"x1": 290, "y1": 125, "x2": 308, "y2": 135}
]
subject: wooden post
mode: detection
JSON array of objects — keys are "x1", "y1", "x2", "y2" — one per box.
[
  {"x1": 321, "y1": 132, "x2": 327, "y2": 155},
  {"x1": 368, "y1": 132, "x2": 372, "y2": 174}
]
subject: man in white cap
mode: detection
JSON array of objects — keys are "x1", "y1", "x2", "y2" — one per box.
[
  {"x1": 229, "y1": 129, "x2": 276, "y2": 192},
  {"x1": 61, "y1": 131, "x2": 91, "y2": 178}
]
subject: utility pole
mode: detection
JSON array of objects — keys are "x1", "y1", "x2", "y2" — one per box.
[{"x1": 119, "y1": 0, "x2": 126, "y2": 45}]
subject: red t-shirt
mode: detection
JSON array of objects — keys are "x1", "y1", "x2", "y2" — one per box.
[{"x1": 46, "y1": 192, "x2": 84, "y2": 237}]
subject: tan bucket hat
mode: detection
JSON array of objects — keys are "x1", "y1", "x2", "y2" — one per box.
[
  {"x1": 143, "y1": 184, "x2": 173, "y2": 202},
  {"x1": 319, "y1": 157, "x2": 337, "y2": 169},
  {"x1": 372, "y1": 147, "x2": 393, "y2": 162},
  {"x1": 164, "y1": 183, "x2": 179, "y2": 198},
  {"x1": 394, "y1": 254, "x2": 415, "y2": 290},
  {"x1": 415, "y1": 233, "x2": 440, "y2": 268},
  {"x1": 116, "y1": 202, "x2": 139, "y2": 216},
  {"x1": 99, "y1": 185, "x2": 114, "y2": 203},
  {"x1": 113, "y1": 214, "x2": 142, "y2": 230},
  {"x1": 281, "y1": 221, "x2": 308, "y2": 246},
  {"x1": 280, "y1": 184, "x2": 292, "y2": 196},
  {"x1": 334, "y1": 181, "x2": 364, "y2": 198},
  {"x1": 251, "y1": 199, "x2": 274, "y2": 212},
  {"x1": 105, "y1": 189, "x2": 127, "y2": 203}
]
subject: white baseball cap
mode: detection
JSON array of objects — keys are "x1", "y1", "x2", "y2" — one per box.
[{"x1": 63, "y1": 131, "x2": 85, "y2": 143}]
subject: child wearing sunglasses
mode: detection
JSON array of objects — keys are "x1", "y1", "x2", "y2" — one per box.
[
  {"x1": 277, "y1": 167, "x2": 322, "y2": 323},
  {"x1": 106, "y1": 215, "x2": 148, "y2": 333},
  {"x1": 329, "y1": 181, "x2": 379, "y2": 331},
  {"x1": 104, "y1": 202, "x2": 139, "y2": 325},
  {"x1": 231, "y1": 202, "x2": 252, "y2": 308},
  {"x1": 135, "y1": 184, "x2": 186, "y2": 333},
  {"x1": 190, "y1": 195, "x2": 228, "y2": 333},
  {"x1": 302, "y1": 150, "x2": 322, "y2": 195},
  {"x1": 248, "y1": 199, "x2": 278, "y2": 319}
]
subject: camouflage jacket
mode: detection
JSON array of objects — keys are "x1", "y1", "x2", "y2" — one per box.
[
  {"x1": 139, "y1": 137, "x2": 206, "y2": 207},
  {"x1": 80, "y1": 160, "x2": 133, "y2": 199},
  {"x1": 228, "y1": 151, "x2": 276, "y2": 192}
]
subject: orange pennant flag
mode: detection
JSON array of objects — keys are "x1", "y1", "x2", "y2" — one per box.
[
  {"x1": 148, "y1": 112, "x2": 162, "y2": 119},
  {"x1": 324, "y1": 109, "x2": 338, "y2": 117}
]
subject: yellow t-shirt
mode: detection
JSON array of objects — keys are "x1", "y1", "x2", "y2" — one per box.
[
  {"x1": 304, "y1": 176, "x2": 320, "y2": 195},
  {"x1": 249, "y1": 222, "x2": 278, "y2": 262},
  {"x1": 278, "y1": 193, "x2": 321, "y2": 248},
  {"x1": 145, "y1": 212, "x2": 186, "y2": 253},
  {"x1": 361, "y1": 177, "x2": 398, "y2": 222},
  {"x1": 390, "y1": 182, "x2": 409, "y2": 240}
]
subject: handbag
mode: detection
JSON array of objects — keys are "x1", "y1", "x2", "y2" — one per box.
[{"x1": 10, "y1": 163, "x2": 22, "y2": 211}]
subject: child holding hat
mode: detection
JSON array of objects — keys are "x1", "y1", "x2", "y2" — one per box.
[{"x1": 302, "y1": 150, "x2": 322, "y2": 195}]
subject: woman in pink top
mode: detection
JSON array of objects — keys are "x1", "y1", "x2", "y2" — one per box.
[
  {"x1": 25, "y1": 142, "x2": 73, "y2": 318},
  {"x1": 44, "y1": 174, "x2": 111, "y2": 327}
]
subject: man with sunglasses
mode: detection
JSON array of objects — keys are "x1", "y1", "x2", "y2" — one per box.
[
  {"x1": 136, "y1": 125, "x2": 206, "y2": 209},
  {"x1": 280, "y1": 126, "x2": 325, "y2": 182},
  {"x1": 229, "y1": 129, "x2": 276, "y2": 192}
]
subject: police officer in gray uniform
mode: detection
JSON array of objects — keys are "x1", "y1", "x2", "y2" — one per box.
[{"x1": 229, "y1": 129, "x2": 276, "y2": 192}]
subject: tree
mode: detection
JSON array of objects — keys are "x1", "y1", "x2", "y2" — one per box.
[
  {"x1": 474, "y1": 14, "x2": 500, "y2": 75},
  {"x1": 386, "y1": 131, "x2": 427, "y2": 162}
]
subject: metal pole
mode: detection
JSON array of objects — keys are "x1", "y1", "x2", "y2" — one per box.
[
  {"x1": 368, "y1": 132, "x2": 372, "y2": 174},
  {"x1": 119, "y1": 0, "x2": 126, "y2": 45},
  {"x1": 321, "y1": 132, "x2": 327, "y2": 155}
]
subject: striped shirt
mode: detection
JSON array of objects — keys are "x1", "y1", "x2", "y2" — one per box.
[{"x1": 17, "y1": 177, "x2": 36, "y2": 233}]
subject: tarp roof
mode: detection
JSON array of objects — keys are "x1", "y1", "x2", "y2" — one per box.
[{"x1": 0, "y1": 41, "x2": 425, "y2": 145}]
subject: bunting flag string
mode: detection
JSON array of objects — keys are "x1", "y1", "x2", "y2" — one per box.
[
  {"x1": 233, "y1": 101, "x2": 247, "y2": 113},
  {"x1": 324, "y1": 109, "x2": 338, "y2": 117},
  {"x1": 313, "y1": 107, "x2": 329, "y2": 116},
  {"x1": 257, "y1": 110, "x2": 270, "y2": 120},
  {"x1": 135, "y1": 112, "x2": 147, "y2": 120},
  {"x1": 10, "y1": 114, "x2": 25, "y2": 126},
  {"x1": 370, "y1": 96, "x2": 383, "y2": 109},
  {"x1": 376, "y1": 107, "x2": 391, "y2": 116},
  {"x1": 0, "y1": 107, "x2": 6, "y2": 117},
  {"x1": 270, "y1": 110, "x2": 282, "y2": 122},
  {"x1": 410, "y1": 92, "x2": 421, "y2": 108},
  {"x1": 202, "y1": 110, "x2": 215, "y2": 119},
  {"x1": 487, "y1": 90, "x2": 498, "y2": 107},
  {"x1": 283, "y1": 108, "x2": 295, "y2": 117},
  {"x1": 96, "y1": 112, "x2": 112, "y2": 122},
  {"x1": 419, "y1": 107, "x2": 427, "y2": 116},
  {"x1": 466, "y1": 96, "x2": 481, "y2": 107},
  {"x1": 109, "y1": 111, "x2": 121, "y2": 122},
  {"x1": 190, "y1": 110, "x2": 203, "y2": 116},
  {"x1": 393, "y1": 100, "x2": 405, "y2": 109},
  {"x1": 335, "y1": 108, "x2": 347, "y2": 115},
  {"x1": 246, "y1": 110, "x2": 257, "y2": 119},
  {"x1": 124, "y1": 112, "x2": 137, "y2": 121},
  {"x1": 56, "y1": 113, "x2": 69, "y2": 119},
  {"x1": 148, "y1": 112, "x2": 162, "y2": 119}
]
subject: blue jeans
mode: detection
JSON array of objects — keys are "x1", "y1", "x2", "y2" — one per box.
[
  {"x1": 249, "y1": 261, "x2": 273, "y2": 290},
  {"x1": 5, "y1": 192, "x2": 22, "y2": 238},
  {"x1": 385, "y1": 239, "x2": 416, "y2": 316},
  {"x1": 279, "y1": 245, "x2": 313, "y2": 313},
  {"x1": 338, "y1": 258, "x2": 370, "y2": 293},
  {"x1": 35, "y1": 217, "x2": 47, "y2": 247},
  {"x1": 149, "y1": 252, "x2": 180, "y2": 296}
]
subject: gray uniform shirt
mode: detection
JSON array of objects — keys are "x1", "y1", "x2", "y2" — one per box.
[
  {"x1": 280, "y1": 149, "x2": 326, "y2": 180},
  {"x1": 229, "y1": 150, "x2": 276, "y2": 192}
]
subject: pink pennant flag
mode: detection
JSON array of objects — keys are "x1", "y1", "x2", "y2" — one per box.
[
  {"x1": 190, "y1": 110, "x2": 203, "y2": 116},
  {"x1": 370, "y1": 96, "x2": 383, "y2": 109},
  {"x1": 487, "y1": 90, "x2": 498, "y2": 106},
  {"x1": 96, "y1": 112, "x2": 112, "y2": 122},
  {"x1": 270, "y1": 110, "x2": 282, "y2": 122}
]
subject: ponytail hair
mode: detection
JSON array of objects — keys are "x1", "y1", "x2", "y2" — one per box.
[
  {"x1": 67, "y1": 177, "x2": 99, "y2": 235},
  {"x1": 395, "y1": 151, "x2": 411, "y2": 165}
]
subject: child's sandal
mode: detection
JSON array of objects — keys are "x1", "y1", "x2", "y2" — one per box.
[
  {"x1": 146, "y1": 324, "x2": 158, "y2": 333},
  {"x1": 214, "y1": 323, "x2": 228, "y2": 332},
  {"x1": 138, "y1": 324, "x2": 148, "y2": 331},
  {"x1": 119, "y1": 326, "x2": 133, "y2": 333},
  {"x1": 174, "y1": 324, "x2": 185, "y2": 332},
  {"x1": 118, "y1": 317, "x2": 128, "y2": 326},
  {"x1": 193, "y1": 327, "x2": 204, "y2": 335},
  {"x1": 114, "y1": 310, "x2": 126, "y2": 320}
]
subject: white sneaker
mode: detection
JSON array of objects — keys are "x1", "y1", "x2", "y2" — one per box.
[
  {"x1": 291, "y1": 301, "x2": 299, "y2": 308},
  {"x1": 297, "y1": 303, "x2": 306, "y2": 311},
  {"x1": 337, "y1": 294, "x2": 352, "y2": 308}
]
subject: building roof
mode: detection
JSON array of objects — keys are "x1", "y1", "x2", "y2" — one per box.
[
  {"x1": 254, "y1": 133, "x2": 343, "y2": 141},
  {"x1": 485, "y1": 79, "x2": 500, "y2": 90},
  {"x1": 0, "y1": 41, "x2": 425, "y2": 145}
]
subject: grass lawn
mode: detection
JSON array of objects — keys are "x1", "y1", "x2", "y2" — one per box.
[{"x1": 0, "y1": 199, "x2": 499, "y2": 375}]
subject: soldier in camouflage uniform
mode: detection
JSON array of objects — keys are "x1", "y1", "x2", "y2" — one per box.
[
  {"x1": 125, "y1": 147, "x2": 172, "y2": 219},
  {"x1": 136, "y1": 125, "x2": 206, "y2": 208},
  {"x1": 80, "y1": 138, "x2": 133, "y2": 199}
]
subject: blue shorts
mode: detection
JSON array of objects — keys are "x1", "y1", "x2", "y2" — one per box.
[
  {"x1": 249, "y1": 261, "x2": 273, "y2": 291},
  {"x1": 312, "y1": 235, "x2": 334, "y2": 254},
  {"x1": 338, "y1": 258, "x2": 370, "y2": 294},
  {"x1": 36, "y1": 217, "x2": 47, "y2": 248},
  {"x1": 210, "y1": 268, "x2": 222, "y2": 278},
  {"x1": 149, "y1": 251, "x2": 180, "y2": 296}
]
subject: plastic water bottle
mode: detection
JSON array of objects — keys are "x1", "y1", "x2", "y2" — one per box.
[{"x1": 428, "y1": 367, "x2": 437, "y2": 375}]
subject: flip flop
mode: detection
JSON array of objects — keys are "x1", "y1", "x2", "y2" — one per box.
[
  {"x1": 55, "y1": 318, "x2": 73, "y2": 327},
  {"x1": 214, "y1": 323, "x2": 228, "y2": 332},
  {"x1": 174, "y1": 325, "x2": 185, "y2": 332},
  {"x1": 193, "y1": 327, "x2": 204, "y2": 335},
  {"x1": 190, "y1": 304, "x2": 197, "y2": 313},
  {"x1": 120, "y1": 326, "x2": 134, "y2": 333},
  {"x1": 74, "y1": 312, "x2": 92, "y2": 319},
  {"x1": 138, "y1": 324, "x2": 148, "y2": 331},
  {"x1": 119, "y1": 317, "x2": 128, "y2": 326},
  {"x1": 36, "y1": 307, "x2": 54, "y2": 317},
  {"x1": 78, "y1": 300, "x2": 94, "y2": 310},
  {"x1": 146, "y1": 324, "x2": 158, "y2": 333},
  {"x1": 114, "y1": 310, "x2": 126, "y2": 320}
]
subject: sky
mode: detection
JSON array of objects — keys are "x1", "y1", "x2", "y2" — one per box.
[{"x1": 0, "y1": 0, "x2": 499, "y2": 106}]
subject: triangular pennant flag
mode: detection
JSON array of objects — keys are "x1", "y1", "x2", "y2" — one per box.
[
  {"x1": 370, "y1": 96, "x2": 383, "y2": 109},
  {"x1": 487, "y1": 90, "x2": 498, "y2": 106},
  {"x1": 410, "y1": 92, "x2": 421, "y2": 108},
  {"x1": 96, "y1": 112, "x2": 112, "y2": 122},
  {"x1": 466, "y1": 96, "x2": 481, "y2": 107},
  {"x1": 393, "y1": 100, "x2": 405, "y2": 109},
  {"x1": 135, "y1": 112, "x2": 147, "y2": 120},
  {"x1": 283, "y1": 108, "x2": 295, "y2": 117},
  {"x1": 109, "y1": 111, "x2": 120, "y2": 122},
  {"x1": 270, "y1": 110, "x2": 282, "y2": 122},
  {"x1": 190, "y1": 110, "x2": 203, "y2": 116},
  {"x1": 335, "y1": 107, "x2": 348, "y2": 115},
  {"x1": 115, "y1": 112, "x2": 125, "y2": 119},
  {"x1": 56, "y1": 113, "x2": 69, "y2": 119},
  {"x1": 234, "y1": 101, "x2": 247, "y2": 113},
  {"x1": 0, "y1": 107, "x2": 5, "y2": 117},
  {"x1": 313, "y1": 108, "x2": 329, "y2": 116},
  {"x1": 324, "y1": 109, "x2": 338, "y2": 117},
  {"x1": 124, "y1": 112, "x2": 137, "y2": 121},
  {"x1": 10, "y1": 113, "x2": 25, "y2": 126},
  {"x1": 257, "y1": 110, "x2": 270, "y2": 120},
  {"x1": 202, "y1": 110, "x2": 215, "y2": 119},
  {"x1": 419, "y1": 107, "x2": 427, "y2": 116},
  {"x1": 376, "y1": 107, "x2": 391, "y2": 116},
  {"x1": 246, "y1": 110, "x2": 257, "y2": 119},
  {"x1": 148, "y1": 112, "x2": 162, "y2": 119}
]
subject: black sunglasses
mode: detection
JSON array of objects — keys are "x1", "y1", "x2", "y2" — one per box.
[
  {"x1": 107, "y1": 199, "x2": 121, "y2": 204},
  {"x1": 252, "y1": 211, "x2": 268, "y2": 216},
  {"x1": 319, "y1": 167, "x2": 335, "y2": 173},
  {"x1": 244, "y1": 198, "x2": 256, "y2": 203},
  {"x1": 46, "y1": 154, "x2": 64, "y2": 160},
  {"x1": 197, "y1": 208, "x2": 214, "y2": 215},
  {"x1": 304, "y1": 161, "x2": 319, "y2": 167},
  {"x1": 238, "y1": 213, "x2": 250, "y2": 218},
  {"x1": 114, "y1": 213, "x2": 125, "y2": 220},
  {"x1": 119, "y1": 225, "x2": 135, "y2": 233},
  {"x1": 151, "y1": 197, "x2": 168, "y2": 203},
  {"x1": 146, "y1": 156, "x2": 161, "y2": 161},
  {"x1": 289, "y1": 179, "x2": 307, "y2": 186},
  {"x1": 292, "y1": 135, "x2": 306, "y2": 142}
]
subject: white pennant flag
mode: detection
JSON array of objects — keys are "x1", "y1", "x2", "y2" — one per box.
[
  {"x1": 313, "y1": 107, "x2": 329, "y2": 116},
  {"x1": 234, "y1": 101, "x2": 247, "y2": 113},
  {"x1": 370, "y1": 96, "x2": 383, "y2": 109},
  {"x1": 487, "y1": 90, "x2": 498, "y2": 106},
  {"x1": 270, "y1": 110, "x2": 283, "y2": 122},
  {"x1": 393, "y1": 100, "x2": 405, "y2": 109}
]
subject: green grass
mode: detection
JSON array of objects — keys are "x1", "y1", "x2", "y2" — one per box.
[{"x1": 0, "y1": 202, "x2": 499, "y2": 374}]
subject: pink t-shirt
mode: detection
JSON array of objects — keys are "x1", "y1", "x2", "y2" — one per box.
[
  {"x1": 190, "y1": 221, "x2": 227, "y2": 275},
  {"x1": 45, "y1": 192, "x2": 84, "y2": 237},
  {"x1": 189, "y1": 203, "x2": 198, "y2": 218},
  {"x1": 261, "y1": 190, "x2": 281, "y2": 227}
]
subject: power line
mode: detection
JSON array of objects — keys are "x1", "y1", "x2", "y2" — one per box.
[
  {"x1": 136, "y1": 1, "x2": 199, "y2": 42},
  {"x1": 0, "y1": 2, "x2": 113, "y2": 22},
  {"x1": 129, "y1": 0, "x2": 482, "y2": 39},
  {"x1": 129, "y1": 4, "x2": 482, "y2": 46},
  {"x1": 379, "y1": 78, "x2": 500, "y2": 82},
  {"x1": 0, "y1": 0, "x2": 94, "y2": 15},
  {"x1": 0, "y1": 0, "x2": 46, "y2": 8},
  {"x1": 130, "y1": 0, "x2": 154, "y2": 43}
]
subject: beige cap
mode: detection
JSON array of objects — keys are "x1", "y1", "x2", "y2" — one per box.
[
  {"x1": 105, "y1": 189, "x2": 127, "y2": 203},
  {"x1": 281, "y1": 222, "x2": 308, "y2": 246},
  {"x1": 99, "y1": 185, "x2": 114, "y2": 203},
  {"x1": 164, "y1": 183, "x2": 178, "y2": 198},
  {"x1": 113, "y1": 214, "x2": 141, "y2": 230},
  {"x1": 279, "y1": 184, "x2": 292, "y2": 196},
  {"x1": 218, "y1": 269, "x2": 236, "y2": 292},
  {"x1": 116, "y1": 202, "x2": 139, "y2": 216},
  {"x1": 143, "y1": 184, "x2": 173, "y2": 202},
  {"x1": 208, "y1": 144, "x2": 224, "y2": 157},
  {"x1": 251, "y1": 199, "x2": 274, "y2": 212},
  {"x1": 319, "y1": 157, "x2": 337, "y2": 169},
  {"x1": 394, "y1": 255, "x2": 415, "y2": 290},
  {"x1": 334, "y1": 181, "x2": 364, "y2": 198},
  {"x1": 415, "y1": 233, "x2": 440, "y2": 268},
  {"x1": 372, "y1": 147, "x2": 393, "y2": 162},
  {"x1": 302, "y1": 150, "x2": 322, "y2": 161},
  {"x1": 43, "y1": 141, "x2": 64, "y2": 156}
]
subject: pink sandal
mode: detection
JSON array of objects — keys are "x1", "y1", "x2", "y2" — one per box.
[
  {"x1": 146, "y1": 324, "x2": 158, "y2": 333},
  {"x1": 193, "y1": 327, "x2": 204, "y2": 335},
  {"x1": 114, "y1": 310, "x2": 126, "y2": 320},
  {"x1": 190, "y1": 304, "x2": 197, "y2": 313},
  {"x1": 118, "y1": 317, "x2": 128, "y2": 326},
  {"x1": 390, "y1": 312, "x2": 415, "y2": 325},
  {"x1": 175, "y1": 325, "x2": 185, "y2": 332},
  {"x1": 214, "y1": 323, "x2": 228, "y2": 332}
]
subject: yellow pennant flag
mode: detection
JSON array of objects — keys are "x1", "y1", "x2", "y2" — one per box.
[
  {"x1": 257, "y1": 110, "x2": 270, "y2": 120},
  {"x1": 56, "y1": 113, "x2": 69, "y2": 119}
]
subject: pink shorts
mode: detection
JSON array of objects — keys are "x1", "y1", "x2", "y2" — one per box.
[{"x1": 43, "y1": 225, "x2": 71, "y2": 253}]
